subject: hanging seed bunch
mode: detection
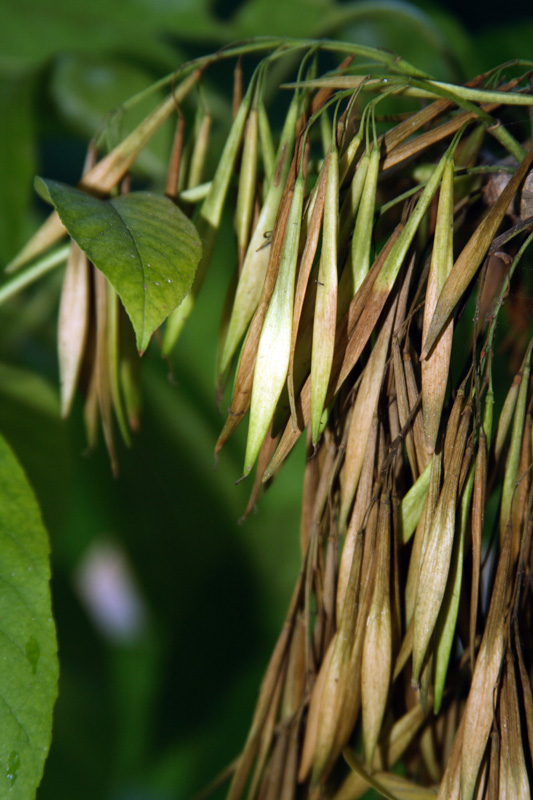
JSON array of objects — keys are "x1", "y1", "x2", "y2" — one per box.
[{"x1": 4, "y1": 38, "x2": 533, "y2": 798}]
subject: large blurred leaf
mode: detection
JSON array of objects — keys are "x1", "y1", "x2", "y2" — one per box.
[
  {"x1": 0, "y1": 76, "x2": 36, "y2": 266},
  {"x1": 0, "y1": 433, "x2": 58, "y2": 798},
  {"x1": 0, "y1": 0, "x2": 225, "y2": 75},
  {"x1": 35, "y1": 179, "x2": 202, "y2": 353}
]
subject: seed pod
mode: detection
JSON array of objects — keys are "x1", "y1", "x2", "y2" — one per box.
[
  {"x1": 433, "y1": 454, "x2": 474, "y2": 713},
  {"x1": 310, "y1": 143, "x2": 339, "y2": 444},
  {"x1": 244, "y1": 171, "x2": 305, "y2": 475},
  {"x1": 421, "y1": 158, "x2": 455, "y2": 455},
  {"x1": 338, "y1": 296, "x2": 396, "y2": 531},
  {"x1": 349, "y1": 142, "x2": 380, "y2": 295},
  {"x1": 392, "y1": 337, "x2": 419, "y2": 481},
  {"x1": 58, "y1": 243, "x2": 90, "y2": 418},
  {"x1": 413, "y1": 402, "x2": 471, "y2": 685},
  {"x1": 163, "y1": 80, "x2": 254, "y2": 354},
  {"x1": 500, "y1": 340, "x2": 532, "y2": 548},
  {"x1": 337, "y1": 415, "x2": 378, "y2": 618},
  {"x1": 258, "y1": 99, "x2": 275, "y2": 188},
  {"x1": 459, "y1": 524, "x2": 512, "y2": 800},
  {"x1": 164, "y1": 112, "x2": 185, "y2": 199},
  {"x1": 186, "y1": 106, "x2": 212, "y2": 191},
  {"x1": 107, "y1": 285, "x2": 131, "y2": 447},
  {"x1": 310, "y1": 526, "x2": 364, "y2": 782},
  {"x1": 288, "y1": 154, "x2": 329, "y2": 429},
  {"x1": 499, "y1": 651, "x2": 531, "y2": 799},
  {"x1": 94, "y1": 270, "x2": 118, "y2": 476},
  {"x1": 337, "y1": 148, "x2": 369, "y2": 286},
  {"x1": 235, "y1": 107, "x2": 259, "y2": 268},
  {"x1": 405, "y1": 450, "x2": 442, "y2": 627},
  {"x1": 220, "y1": 96, "x2": 300, "y2": 375},
  {"x1": 333, "y1": 704, "x2": 426, "y2": 800},
  {"x1": 398, "y1": 458, "x2": 432, "y2": 544},
  {"x1": 361, "y1": 493, "x2": 392, "y2": 767},
  {"x1": 263, "y1": 223, "x2": 404, "y2": 482},
  {"x1": 494, "y1": 370, "x2": 521, "y2": 464}
]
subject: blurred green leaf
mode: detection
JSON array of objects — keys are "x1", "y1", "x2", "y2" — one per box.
[
  {"x1": 50, "y1": 55, "x2": 173, "y2": 180},
  {"x1": 0, "y1": 76, "x2": 36, "y2": 266},
  {"x1": 35, "y1": 180, "x2": 202, "y2": 352},
  {"x1": 0, "y1": 433, "x2": 58, "y2": 799}
]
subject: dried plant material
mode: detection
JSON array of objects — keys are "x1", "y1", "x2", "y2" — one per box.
[
  {"x1": 343, "y1": 748, "x2": 438, "y2": 800},
  {"x1": 311, "y1": 142, "x2": 339, "y2": 444},
  {"x1": 263, "y1": 223, "x2": 404, "y2": 482},
  {"x1": 393, "y1": 337, "x2": 419, "y2": 480},
  {"x1": 459, "y1": 525, "x2": 512, "y2": 800},
  {"x1": 58, "y1": 243, "x2": 90, "y2": 418},
  {"x1": 361, "y1": 493, "x2": 393, "y2": 766},
  {"x1": 245, "y1": 170, "x2": 305, "y2": 474},
  {"x1": 397, "y1": 458, "x2": 432, "y2": 545},
  {"x1": 221, "y1": 97, "x2": 300, "y2": 376},
  {"x1": 433, "y1": 459, "x2": 473, "y2": 712},
  {"x1": 413, "y1": 402, "x2": 471, "y2": 685},
  {"x1": 469, "y1": 431, "x2": 487, "y2": 670},
  {"x1": 94, "y1": 271, "x2": 118, "y2": 476},
  {"x1": 422, "y1": 156, "x2": 455, "y2": 454},
  {"x1": 334, "y1": 705, "x2": 426, "y2": 800},
  {"x1": 499, "y1": 340, "x2": 532, "y2": 547},
  {"x1": 338, "y1": 297, "x2": 396, "y2": 531},
  {"x1": 288, "y1": 157, "x2": 328, "y2": 428},
  {"x1": 165, "y1": 112, "x2": 185, "y2": 199},
  {"x1": 337, "y1": 415, "x2": 378, "y2": 617},
  {"x1": 499, "y1": 652, "x2": 531, "y2": 799},
  {"x1": 236, "y1": 107, "x2": 259, "y2": 267},
  {"x1": 421, "y1": 147, "x2": 533, "y2": 360},
  {"x1": 163, "y1": 84, "x2": 254, "y2": 354},
  {"x1": 349, "y1": 142, "x2": 380, "y2": 294},
  {"x1": 187, "y1": 106, "x2": 212, "y2": 191}
]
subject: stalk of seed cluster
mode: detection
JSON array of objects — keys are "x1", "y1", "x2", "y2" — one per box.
[
  {"x1": 162, "y1": 76, "x2": 255, "y2": 354},
  {"x1": 244, "y1": 169, "x2": 305, "y2": 475},
  {"x1": 421, "y1": 157, "x2": 455, "y2": 453},
  {"x1": 310, "y1": 139, "x2": 339, "y2": 444},
  {"x1": 219, "y1": 94, "x2": 300, "y2": 375}
]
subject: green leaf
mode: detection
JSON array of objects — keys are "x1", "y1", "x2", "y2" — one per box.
[
  {"x1": 35, "y1": 179, "x2": 202, "y2": 353},
  {"x1": 0, "y1": 75, "x2": 36, "y2": 266},
  {"x1": 0, "y1": 432, "x2": 58, "y2": 798}
]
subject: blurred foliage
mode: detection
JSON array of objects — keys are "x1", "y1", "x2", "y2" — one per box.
[{"x1": 0, "y1": 0, "x2": 532, "y2": 798}]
